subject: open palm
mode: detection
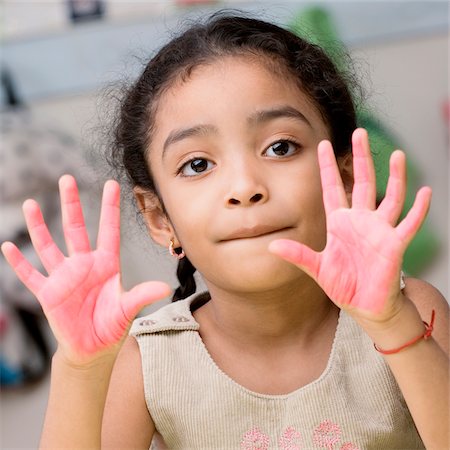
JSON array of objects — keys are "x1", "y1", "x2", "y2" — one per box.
[
  {"x1": 1, "y1": 176, "x2": 170, "y2": 364},
  {"x1": 269, "y1": 128, "x2": 431, "y2": 323}
]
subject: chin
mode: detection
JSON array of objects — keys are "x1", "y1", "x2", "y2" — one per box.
[{"x1": 204, "y1": 252, "x2": 307, "y2": 293}]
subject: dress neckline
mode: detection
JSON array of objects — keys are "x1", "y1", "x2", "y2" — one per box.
[{"x1": 188, "y1": 295, "x2": 346, "y2": 400}]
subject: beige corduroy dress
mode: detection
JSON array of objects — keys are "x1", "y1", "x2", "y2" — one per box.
[{"x1": 130, "y1": 291, "x2": 424, "y2": 450}]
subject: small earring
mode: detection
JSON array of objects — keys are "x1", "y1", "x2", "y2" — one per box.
[{"x1": 169, "y1": 238, "x2": 185, "y2": 260}]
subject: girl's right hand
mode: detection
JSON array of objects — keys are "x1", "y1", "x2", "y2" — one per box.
[{"x1": 1, "y1": 175, "x2": 171, "y2": 367}]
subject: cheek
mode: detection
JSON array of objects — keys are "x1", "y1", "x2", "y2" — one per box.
[
  {"x1": 282, "y1": 156, "x2": 323, "y2": 207},
  {"x1": 301, "y1": 193, "x2": 327, "y2": 248},
  {"x1": 289, "y1": 167, "x2": 327, "y2": 248},
  {"x1": 162, "y1": 188, "x2": 212, "y2": 248},
  {"x1": 307, "y1": 207, "x2": 327, "y2": 251}
]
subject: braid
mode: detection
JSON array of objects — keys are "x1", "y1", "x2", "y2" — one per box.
[{"x1": 172, "y1": 256, "x2": 197, "y2": 302}]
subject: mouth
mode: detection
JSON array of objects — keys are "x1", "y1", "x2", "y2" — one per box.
[{"x1": 221, "y1": 226, "x2": 293, "y2": 241}]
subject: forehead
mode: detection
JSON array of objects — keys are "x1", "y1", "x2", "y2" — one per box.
[{"x1": 152, "y1": 56, "x2": 328, "y2": 139}]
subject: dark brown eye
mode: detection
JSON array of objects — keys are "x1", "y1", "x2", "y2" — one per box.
[
  {"x1": 265, "y1": 140, "x2": 299, "y2": 157},
  {"x1": 190, "y1": 159, "x2": 208, "y2": 172},
  {"x1": 180, "y1": 158, "x2": 214, "y2": 176}
]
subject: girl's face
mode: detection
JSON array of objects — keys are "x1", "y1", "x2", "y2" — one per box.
[{"x1": 145, "y1": 56, "x2": 335, "y2": 293}]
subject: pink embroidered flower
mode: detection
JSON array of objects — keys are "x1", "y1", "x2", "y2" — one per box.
[
  {"x1": 313, "y1": 420, "x2": 342, "y2": 450},
  {"x1": 278, "y1": 426, "x2": 302, "y2": 449},
  {"x1": 340, "y1": 443, "x2": 359, "y2": 450},
  {"x1": 240, "y1": 427, "x2": 270, "y2": 450}
]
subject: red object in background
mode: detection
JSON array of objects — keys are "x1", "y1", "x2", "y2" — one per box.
[
  {"x1": 68, "y1": 0, "x2": 105, "y2": 22},
  {"x1": 176, "y1": 0, "x2": 217, "y2": 5},
  {"x1": 0, "y1": 313, "x2": 8, "y2": 337}
]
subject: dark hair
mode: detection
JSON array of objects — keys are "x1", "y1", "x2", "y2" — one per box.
[{"x1": 109, "y1": 13, "x2": 357, "y2": 301}]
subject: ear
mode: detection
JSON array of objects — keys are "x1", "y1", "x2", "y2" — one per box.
[
  {"x1": 133, "y1": 187, "x2": 175, "y2": 248},
  {"x1": 337, "y1": 152, "x2": 354, "y2": 204}
]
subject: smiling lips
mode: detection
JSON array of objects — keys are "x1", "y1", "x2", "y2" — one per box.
[{"x1": 221, "y1": 225, "x2": 292, "y2": 241}]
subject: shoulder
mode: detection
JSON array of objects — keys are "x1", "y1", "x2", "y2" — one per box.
[
  {"x1": 403, "y1": 277, "x2": 449, "y2": 354},
  {"x1": 102, "y1": 336, "x2": 155, "y2": 448}
]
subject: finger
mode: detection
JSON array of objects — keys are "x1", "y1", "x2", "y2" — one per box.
[
  {"x1": 395, "y1": 187, "x2": 432, "y2": 246},
  {"x1": 351, "y1": 128, "x2": 377, "y2": 210},
  {"x1": 59, "y1": 175, "x2": 91, "y2": 254},
  {"x1": 268, "y1": 239, "x2": 321, "y2": 280},
  {"x1": 376, "y1": 150, "x2": 407, "y2": 225},
  {"x1": 121, "y1": 281, "x2": 172, "y2": 322},
  {"x1": 1, "y1": 241, "x2": 46, "y2": 296},
  {"x1": 317, "y1": 140, "x2": 349, "y2": 215},
  {"x1": 97, "y1": 180, "x2": 121, "y2": 254},
  {"x1": 23, "y1": 199, "x2": 65, "y2": 273}
]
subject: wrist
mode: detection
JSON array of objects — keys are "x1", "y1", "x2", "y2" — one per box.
[
  {"x1": 52, "y1": 347, "x2": 117, "y2": 381},
  {"x1": 357, "y1": 296, "x2": 427, "y2": 353},
  {"x1": 41, "y1": 349, "x2": 115, "y2": 449},
  {"x1": 374, "y1": 310, "x2": 435, "y2": 355}
]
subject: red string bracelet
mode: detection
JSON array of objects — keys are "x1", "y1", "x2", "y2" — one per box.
[{"x1": 374, "y1": 310, "x2": 436, "y2": 355}]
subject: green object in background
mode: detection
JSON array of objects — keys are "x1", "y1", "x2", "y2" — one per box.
[{"x1": 288, "y1": 7, "x2": 440, "y2": 276}]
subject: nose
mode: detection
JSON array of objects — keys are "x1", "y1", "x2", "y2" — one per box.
[{"x1": 224, "y1": 164, "x2": 269, "y2": 207}]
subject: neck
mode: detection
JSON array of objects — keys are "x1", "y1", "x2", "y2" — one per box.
[{"x1": 197, "y1": 276, "x2": 338, "y2": 349}]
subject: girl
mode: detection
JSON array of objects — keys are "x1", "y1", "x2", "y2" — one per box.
[{"x1": 2, "y1": 14, "x2": 449, "y2": 450}]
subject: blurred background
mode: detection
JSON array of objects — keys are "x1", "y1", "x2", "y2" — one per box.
[{"x1": 0, "y1": 1, "x2": 448, "y2": 448}]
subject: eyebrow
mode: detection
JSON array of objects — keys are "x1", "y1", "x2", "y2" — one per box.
[
  {"x1": 163, "y1": 124, "x2": 218, "y2": 158},
  {"x1": 248, "y1": 105, "x2": 311, "y2": 128},
  {"x1": 162, "y1": 105, "x2": 311, "y2": 158}
]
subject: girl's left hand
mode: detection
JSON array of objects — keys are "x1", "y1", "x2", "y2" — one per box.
[{"x1": 269, "y1": 128, "x2": 431, "y2": 326}]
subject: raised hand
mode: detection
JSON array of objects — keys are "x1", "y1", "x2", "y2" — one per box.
[
  {"x1": 1, "y1": 175, "x2": 171, "y2": 365},
  {"x1": 269, "y1": 128, "x2": 431, "y2": 324}
]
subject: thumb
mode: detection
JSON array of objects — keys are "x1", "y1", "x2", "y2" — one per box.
[
  {"x1": 268, "y1": 239, "x2": 321, "y2": 280},
  {"x1": 121, "y1": 281, "x2": 172, "y2": 321}
]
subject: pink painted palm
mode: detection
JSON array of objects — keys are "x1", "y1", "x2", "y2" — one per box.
[
  {"x1": 269, "y1": 128, "x2": 431, "y2": 323},
  {"x1": 1, "y1": 176, "x2": 171, "y2": 365}
]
